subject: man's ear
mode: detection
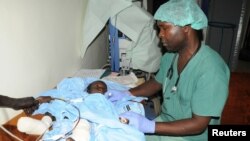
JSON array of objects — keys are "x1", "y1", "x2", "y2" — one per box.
[{"x1": 182, "y1": 25, "x2": 191, "y2": 33}]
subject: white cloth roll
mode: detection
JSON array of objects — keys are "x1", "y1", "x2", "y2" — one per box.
[{"x1": 17, "y1": 116, "x2": 52, "y2": 135}]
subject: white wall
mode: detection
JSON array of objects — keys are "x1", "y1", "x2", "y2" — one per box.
[{"x1": 0, "y1": 0, "x2": 108, "y2": 123}]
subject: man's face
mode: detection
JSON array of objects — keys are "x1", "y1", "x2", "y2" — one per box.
[{"x1": 157, "y1": 21, "x2": 186, "y2": 52}]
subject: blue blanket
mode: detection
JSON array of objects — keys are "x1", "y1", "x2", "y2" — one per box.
[{"x1": 33, "y1": 77, "x2": 145, "y2": 141}]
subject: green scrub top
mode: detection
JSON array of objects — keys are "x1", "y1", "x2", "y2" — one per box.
[{"x1": 146, "y1": 44, "x2": 230, "y2": 141}]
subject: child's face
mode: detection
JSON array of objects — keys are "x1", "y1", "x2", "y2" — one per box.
[{"x1": 88, "y1": 81, "x2": 107, "y2": 94}]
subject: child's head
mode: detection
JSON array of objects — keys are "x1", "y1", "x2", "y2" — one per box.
[{"x1": 86, "y1": 80, "x2": 107, "y2": 94}]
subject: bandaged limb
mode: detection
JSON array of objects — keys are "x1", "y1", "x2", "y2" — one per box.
[
  {"x1": 17, "y1": 116, "x2": 52, "y2": 135},
  {"x1": 67, "y1": 119, "x2": 90, "y2": 141}
]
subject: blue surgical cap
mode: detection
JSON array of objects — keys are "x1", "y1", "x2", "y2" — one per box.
[{"x1": 154, "y1": 0, "x2": 208, "y2": 30}]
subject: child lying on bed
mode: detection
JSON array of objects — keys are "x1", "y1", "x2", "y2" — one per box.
[
  {"x1": 36, "y1": 80, "x2": 157, "y2": 120},
  {"x1": 86, "y1": 80, "x2": 157, "y2": 119},
  {"x1": 34, "y1": 80, "x2": 147, "y2": 116},
  {"x1": 18, "y1": 78, "x2": 149, "y2": 141}
]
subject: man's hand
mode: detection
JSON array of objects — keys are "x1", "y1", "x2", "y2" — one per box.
[{"x1": 119, "y1": 111, "x2": 155, "y2": 133}]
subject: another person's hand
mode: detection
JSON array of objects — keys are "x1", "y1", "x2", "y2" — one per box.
[
  {"x1": 105, "y1": 89, "x2": 131, "y2": 102},
  {"x1": 8, "y1": 97, "x2": 39, "y2": 116},
  {"x1": 119, "y1": 111, "x2": 155, "y2": 133},
  {"x1": 23, "y1": 105, "x2": 39, "y2": 116},
  {"x1": 36, "y1": 96, "x2": 53, "y2": 103},
  {"x1": 23, "y1": 96, "x2": 53, "y2": 115}
]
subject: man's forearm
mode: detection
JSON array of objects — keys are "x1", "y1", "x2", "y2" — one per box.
[
  {"x1": 155, "y1": 115, "x2": 211, "y2": 135},
  {"x1": 129, "y1": 78, "x2": 162, "y2": 97}
]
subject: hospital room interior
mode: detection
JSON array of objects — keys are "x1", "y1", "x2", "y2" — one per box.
[{"x1": 1, "y1": 0, "x2": 250, "y2": 140}]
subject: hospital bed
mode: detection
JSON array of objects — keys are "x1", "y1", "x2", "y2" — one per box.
[
  {"x1": 0, "y1": 76, "x2": 150, "y2": 141},
  {"x1": 1, "y1": 0, "x2": 163, "y2": 139}
]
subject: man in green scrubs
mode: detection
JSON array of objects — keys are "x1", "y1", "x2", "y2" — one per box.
[{"x1": 118, "y1": 0, "x2": 230, "y2": 140}]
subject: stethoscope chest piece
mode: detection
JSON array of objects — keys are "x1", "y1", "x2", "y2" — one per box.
[{"x1": 171, "y1": 86, "x2": 177, "y2": 93}]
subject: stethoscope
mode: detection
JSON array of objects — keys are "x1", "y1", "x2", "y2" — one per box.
[
  {"x1": 164, "y1": 44, "x2": 201, "y2": 94},
  {"x1": 164, "y1": 54, "x2": 179, "y2": 93}
]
